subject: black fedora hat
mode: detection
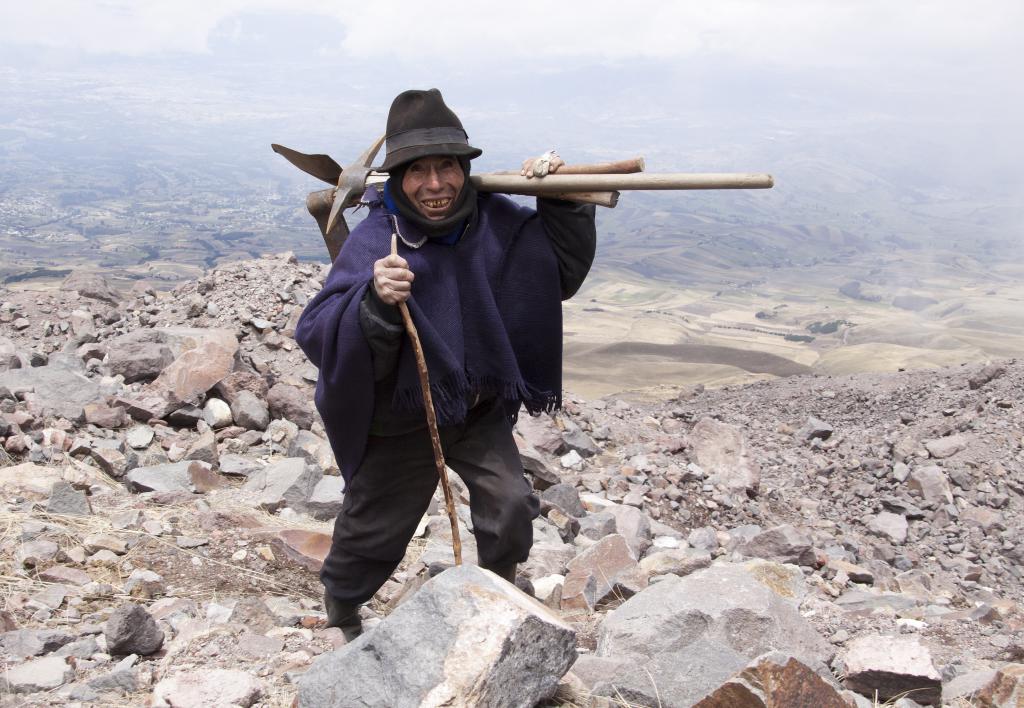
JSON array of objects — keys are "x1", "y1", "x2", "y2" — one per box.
[{"x1": 377, "y1": 89, "x2": 482, "y2": 172}]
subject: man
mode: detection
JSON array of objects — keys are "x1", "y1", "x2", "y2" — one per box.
[{"x1": 294, "y1": 89, "x2": 596, "y2": 639}]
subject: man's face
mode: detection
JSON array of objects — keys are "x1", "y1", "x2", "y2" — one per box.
[{"x1": 401, "y1": 155, "x2": 465, "y2": 220}]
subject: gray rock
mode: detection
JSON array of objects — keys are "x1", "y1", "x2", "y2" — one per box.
[
  {"x1": 907, "y1": 465, "x2": 953, "y2": 505},
  {"x1": 578, "y1": 510, "x2": 617, "y2": 540},
  {"x1": 306, "y1": 475, "x2": 345, "y2": 520},
  {"x1": 125, "y1": 425, "x2": 155, "y2": 450},
  {"x1": 515, "y1": 413, "x2": 567, "y2": 455},
  {"x1": 515, "y1": 433, "x2": 561, "y2": 490},
  {"x1": 298, "y1": 565, "x2": 576, "y2": 708},
  {"x1": 923, "y1": 434, "x2": 968, "y2": 460},
  {"x1": 603, "y1": 503, "x2": 652, "y2": 559},
  {"x1": 61, "y1": 270, "x2": 121, "y2": 304},
  {"x1": 968, "y1": 363, "x2": 1005, "y2": 390},
  {"x1": 688, "y1": 526, "x2": 720, "y2": 552},
  {"x1": 184, "y1": 429, "x2": 219, "y2": 467},
  {"x1": 287, "y1": 429, "x2": 337, "y2": 474},
  {"x1": 561, "y1": 534, "x2": 645, "y2": 611},
  {"x1": 1, "y1": 628, "x2": 75, "y2": 657},
  {"x1": 231, "y1": 390, "x2": 270, "y2": 431},
  {"x1": 640, "y1": 548, "x2": 713, "y2": 578},
  {"x1": 689, "y1": 417, "x2": 760, "y2": 496},
  {"x1": 839, "y1": 635, "x2": 941, "y2": 705},
  {"x1": 46, "y1": 480, "x2": 93, "y2": 516},
  {"x1": 797, "y1": 416, "x2": 834, "y2": 442},
  {"x1": 0, "y1": 358, "x2": 100, "y2": 422},
  {"x1": 88, "y1": 665, "x2": 139, "y2": 693},
  {"x1": 739, "y1": 524, "x2": 817, "y2": 567},
  {"x1": 104, "y1": 603, "x2": 164, "y2": 655},
  {"x1": 152, "y1": 668, "x2": 264, "y2": 708},
  {"x1": 53, "y1": 635, "x2": 101, "y2": 658},
  {"x1": 868, "y1": 511, "x2": 908, "y2": 544},
  {"x1": 219, "y1": 454, "x2": 262, "y2": 477},
  {"x1": 2, "y1": 655, "x2": 74, "y2": 694},
  {"x1": 126, "y1": 460, "x2": 208, "y2": 493},
  {"x1": 593, "y1": 562, "x2": 832, "y2": 707},
  {"x1": 562, "y1": 427, "x2": 601, "y2": 458},
  {"x1": 242, "y1": 457, "x2": 321, "y2": 513},
  {"x1": 541, "y1": 483, "x2": 587, "y2": 517},
  {"x1": 105, "y1": 341, "x2": 175, "y2": 383},
  {"x1": 267, "y1": 382, "x2": 316, "y2": 429}
]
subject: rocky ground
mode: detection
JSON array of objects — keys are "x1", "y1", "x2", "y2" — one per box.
[{"x1": 1, "y1": 253, "x2": 1022, "y2": 707}]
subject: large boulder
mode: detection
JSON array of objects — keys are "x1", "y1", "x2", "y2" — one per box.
[
  {"x1": 689, "y1": 417, "x2": 761, "y2": 496},
  {"x1": 0, "y1": 357, "x2": 100, "y2": 422},
  {"x1": 119, "y1": 330, "x2": 239, "y2": 419},
  {"x1": 298, "y1": 565, "x2": 576, "y2": 707},
  {"x1": 61, "y1": 270, "x2": 121, "y2": 304},
  {"x1": 592, "y1": 562, "x2": 831, "y2": 707}
]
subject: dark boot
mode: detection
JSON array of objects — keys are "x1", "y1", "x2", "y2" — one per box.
[
  {"x1": 484, "y1": 562, "x2": 517, "y2": 584},
  {"x1": 323, "y1": 591, "x2": 363, "y2": 642}
]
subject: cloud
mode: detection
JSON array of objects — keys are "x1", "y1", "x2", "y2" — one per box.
[{"x1": 3, "y1": 0, "x2": 1020, "y2": 69}]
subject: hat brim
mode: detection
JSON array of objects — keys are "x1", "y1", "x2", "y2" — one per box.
[{"x1": 378, "y1": 143, "x2": 482, "y2": 173}]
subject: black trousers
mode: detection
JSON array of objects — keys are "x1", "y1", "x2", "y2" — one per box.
[{"x1": 320, "y1": 398, "x2": 540, "y2": 604}]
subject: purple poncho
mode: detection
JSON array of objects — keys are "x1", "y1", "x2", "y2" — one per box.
[{"x1": 294, "y1": 188, "x2": 563, "y2": 482}]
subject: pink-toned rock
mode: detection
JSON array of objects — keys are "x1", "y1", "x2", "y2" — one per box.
[
  {"x1": 974, "y1": 663, "x2": 1024, "y2": 707},
  {"x1": 214, "y1": 371, "x2": 269, "y2": 406},
  {"x1": 265, "y1": 529, "x2": 332, "y2": 572},
  {"x1": 145, "y1": 330, "x2": 239, "y2": 413},
  {"x1": 689, "y1": 417, "x2": 761, "y2": 496},
  {"x1": 841, "y1": 634, "x2": 941, "y2": 705},
  {"x1": 960, "y1": 505, "x2": 1006, "y2": 533},
  {"x1": 188, "y1": 463, "x2": 225, "y2": 493},
  {"x1": 694, "y1": 653, "x2": 850, "y2": 708},
  {"x1": 0, "y1": 462, "x2": 64, "y2": 498},
  {"x1": 561, "y1": 534, "x2": 645, "y2": 612},
  {"x1": 83, "y1": 403, "x2": 127, "y2": 429},
  {"x1": 907, "y1": 465, "x2": 953, "y2": 505},
  {"x1": 924, "y1": 434, "x2": 968, "y2": 459},
  {"x1": 38, "y1": 565, "x2": 93, "y2": 586}
]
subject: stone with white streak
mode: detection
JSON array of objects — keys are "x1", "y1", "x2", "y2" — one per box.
[
  {"x1": 153, "y1": 669, "x2": 264, "y2": 708},
  {"x1": 298, "y1": 565, "x2": 576, "y2": 708},
  {"x1": 839, "y1": 634, "x2": 941, "y2": 706}
]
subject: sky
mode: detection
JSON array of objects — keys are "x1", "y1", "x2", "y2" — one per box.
[{"x1": 2, "y1": 1, "x2": 1022, "y2": 242}]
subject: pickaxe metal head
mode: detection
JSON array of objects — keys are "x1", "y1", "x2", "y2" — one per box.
[
  {"x1": 325, "y1": 134, "x2": 386, "y2": 240},
  {"x1": 271, "y1": 135, "x2": 385, "y2": 262}
]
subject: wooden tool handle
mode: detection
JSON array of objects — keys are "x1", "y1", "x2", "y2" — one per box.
[
  {"x1": 494, "y1": 156, "x2": 644, "y2": 177},
  {"x1": 556, "y1": 157, "x2": 645, "y2": 175},
  {"x1": 391, "y1": 235, "x2": 463, "y2": 566},
  {"x1": 547, "y1": 191, "x2": 619, "y2": 208}
]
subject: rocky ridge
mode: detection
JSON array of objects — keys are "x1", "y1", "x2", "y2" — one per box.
[{"x1": 1, "y1": 254, "x2": 1022, "y2": 707}]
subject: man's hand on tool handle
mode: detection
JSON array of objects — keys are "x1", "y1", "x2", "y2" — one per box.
[
  {"x1": 373, "y1": 253, "x2": 414, "y2": 306},
  {"x1": 521, "y1": 150, "x2": 565, "y2": 178}
]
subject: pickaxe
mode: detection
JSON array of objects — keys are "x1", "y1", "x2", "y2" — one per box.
[{"x1": 271, "y1": 137, "x2": 774, "y2": 261}]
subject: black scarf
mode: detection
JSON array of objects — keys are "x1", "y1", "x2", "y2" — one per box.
[{"x1": 386, "y1": 158, "x2": 477, "y2": 238}]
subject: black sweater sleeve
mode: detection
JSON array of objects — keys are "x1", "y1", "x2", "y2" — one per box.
[
  {"x1": 358, "y1": 284, "x2": 404, "y2": 381},
  {"x1": 536, "y1": 198, "x2": 597, "y2": 300}
]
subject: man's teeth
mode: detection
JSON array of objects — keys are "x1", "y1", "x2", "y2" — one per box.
[{"x1": 423, "y1": 199, "x2": 451, "y2": 209}]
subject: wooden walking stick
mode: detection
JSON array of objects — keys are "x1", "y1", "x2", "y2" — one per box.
[{"x1": 391, "y1": 234, "x2": 463, "y2": 566}]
